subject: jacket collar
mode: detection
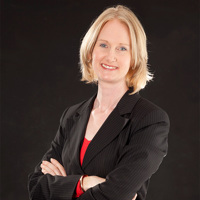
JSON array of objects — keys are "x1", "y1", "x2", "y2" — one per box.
[
  {"x1": 68, "y1": 88, "x2": 141, "y2": 171},
  {"x1": 76, "y1": 87, "x2": 141, "y2": 118},
  {"x1": 117, "y1": 88, "x2": 141, "y2": 115}
]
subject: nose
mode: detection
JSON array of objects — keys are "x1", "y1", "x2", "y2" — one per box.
[{"x1": 106, "y1": 48, "x2": 117, "y2": 62}]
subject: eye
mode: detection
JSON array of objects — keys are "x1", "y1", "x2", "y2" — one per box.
[
  {"x1": 100, "y1": 43, "x2": 107, "y2": 48},
  {"x1": 119, "y1": 47, "x2": 127, "y2": 51}
]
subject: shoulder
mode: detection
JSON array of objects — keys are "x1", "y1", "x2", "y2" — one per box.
[
  {"x1": 137, "y1": 97, "x2": 168, "y2": 115},
  {"x1": 60, "y1": 100, "x2": 87, "y2": 121},
  {"x1": 60, "y1": 94, "x2": 95, "y2": 122},
  {"x1": 118, "y1": 90, "x2": 169, "y2": 124},
  {"x1": 65, "y1": 100, "x2": 88, "y2": 117},
  {"x1": 131, "y1": 96, "x2": 170, "y2": 127}
]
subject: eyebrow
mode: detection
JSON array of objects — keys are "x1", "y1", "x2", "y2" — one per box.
[{"x1": 97, "y1": 39, "x2": 130, "y2": 47}]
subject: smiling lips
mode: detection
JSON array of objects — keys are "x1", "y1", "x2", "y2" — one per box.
[{"x1": 101, "y1": 63, "x2": 118, "y2": 70}]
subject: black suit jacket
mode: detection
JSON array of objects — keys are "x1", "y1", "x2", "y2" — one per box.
[{"x1": 28, "y1": 89, "x2": 170, "y2": 200}]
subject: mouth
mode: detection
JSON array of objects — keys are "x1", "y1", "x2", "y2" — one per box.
[{"x1": 101, "y1": 63, "x2": 118, "y2": 70}]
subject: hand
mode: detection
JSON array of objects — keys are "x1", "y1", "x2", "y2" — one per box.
[
  {"x1": 132, "y1": 193, "x2": 137, "y2": 200},
  {"x1": 40, "y1": 158, "x2": 67, "y2": 177},
  {"x1": 82, "y1": 176, "x2": 106, "y2": 191}
]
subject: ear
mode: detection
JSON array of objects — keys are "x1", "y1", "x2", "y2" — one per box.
[{"x1": 87, "y1": 53, "x2": 92, "y2": 63}]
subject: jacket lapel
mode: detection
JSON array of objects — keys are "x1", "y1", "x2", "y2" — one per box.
[
  {"x1": 82, "y1": 89, "x2": 141, "y2": 169},
  {"x1": 66, "y1": 94, "x2": 96, "y2": 174}
]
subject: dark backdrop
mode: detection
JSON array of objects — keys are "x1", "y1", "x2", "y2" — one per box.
[{"x1": 1, "y1": 0, "x2": 199, "y2": 199}]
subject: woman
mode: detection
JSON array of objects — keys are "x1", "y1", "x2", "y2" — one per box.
[{"x1": 28, "y1": 5, "x2": 170, "y2": 200}]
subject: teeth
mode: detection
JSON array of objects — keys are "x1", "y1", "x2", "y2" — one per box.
[{"x1": 102, "y1": 64, "x2": 117, "y2": 69}]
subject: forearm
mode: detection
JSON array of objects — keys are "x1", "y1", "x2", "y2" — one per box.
[
  {"x1": 82, "y1": 175, "x2": 106, "y2": 192},
  {"x1": 28, "y1": 171, "x2": 81, "y2": 200}
]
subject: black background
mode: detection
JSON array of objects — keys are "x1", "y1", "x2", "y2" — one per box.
[{"x1": 1, "y1": 0, "x2": 199, "y2": 199}]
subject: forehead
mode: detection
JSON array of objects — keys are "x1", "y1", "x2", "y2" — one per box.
[{"x1": 97, "y1": 19, "x2": 131, "y2": 44}]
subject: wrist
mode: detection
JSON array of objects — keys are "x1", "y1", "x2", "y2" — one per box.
[{"x1": 80, "y1": 175, "x2": 88, "y2": 192}]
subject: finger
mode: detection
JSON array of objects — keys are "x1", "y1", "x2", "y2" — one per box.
[
  {"x1": 132, "y1": 193, "x2": 137, "y2": 200},
  {"x1": 41, "y1": 165, "x2": 55, "y2": 176},
  {"x1": 42, "y1": 161, "x2": 62, "y2": 176},
  {"x1": 50, "y1": 158, "x2": 67, "y2": 176},
  {"x1": 41, "y1": 163, "x2": 56, "y2": 176},
  {"x1": 41, "y1": 168, "x2": 47, "y2": 175},
  {"x1": 41, "y1": 166, "x2": 54, "y2": 176}
]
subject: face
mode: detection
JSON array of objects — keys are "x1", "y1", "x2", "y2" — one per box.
[{"x1": 91, "y1": 19, "x2": 131, "y2": 86}]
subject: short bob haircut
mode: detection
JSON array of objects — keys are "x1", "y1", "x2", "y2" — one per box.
[{"x1": 80, "y1": 5, "x2": 153, "y2": 94}]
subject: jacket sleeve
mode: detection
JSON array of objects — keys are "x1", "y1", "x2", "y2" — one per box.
[
  {"x1": 77, "y1": 109, "x2": 170, "y2": 200},
  {"x1": 28, "y1": 108, "x2": 81, "y2": 200}
]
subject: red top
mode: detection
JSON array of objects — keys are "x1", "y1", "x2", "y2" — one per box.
[{"x1": 75, "y1": 137, "x2": 91, "y2": 197}]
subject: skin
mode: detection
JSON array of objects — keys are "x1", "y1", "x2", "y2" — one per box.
[
  {"x1": 91, "y1": 19, "x2": 131, "y2": 86},
  {"x1": 84, "y1": 19, "x2": 131, "y2": 142},
  {"x1": 41, "y1": 19, "x2": 137, "y2": 200}
]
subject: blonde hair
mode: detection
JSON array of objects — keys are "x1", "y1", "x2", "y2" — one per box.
[{"x1": 79, "y1": 5, "x2": 153, "y2": 94}]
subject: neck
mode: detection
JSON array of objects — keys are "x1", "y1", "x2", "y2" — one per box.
[{"x1": 94, "y1": 82, "x2": 129, "y2": 111}]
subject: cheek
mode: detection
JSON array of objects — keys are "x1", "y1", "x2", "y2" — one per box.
[
  {"x1": 92, "y1": 47, "x2": 106, "y2": 60},
  {"x1": 119, "y1": 56, "x2": 131, "y2": 70},
  {"x1": 92, "y1": 50, "x2": 103, "y2": 66},
  {"x1": 125, "y1": 54, "x2": 131, "y2": 69},
  {"x1": 91, "y1": 53, "x2": 99, "y2": 73},
  {"x1": 91, "y1": 49, "x2": 97, "y2": 63}
]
